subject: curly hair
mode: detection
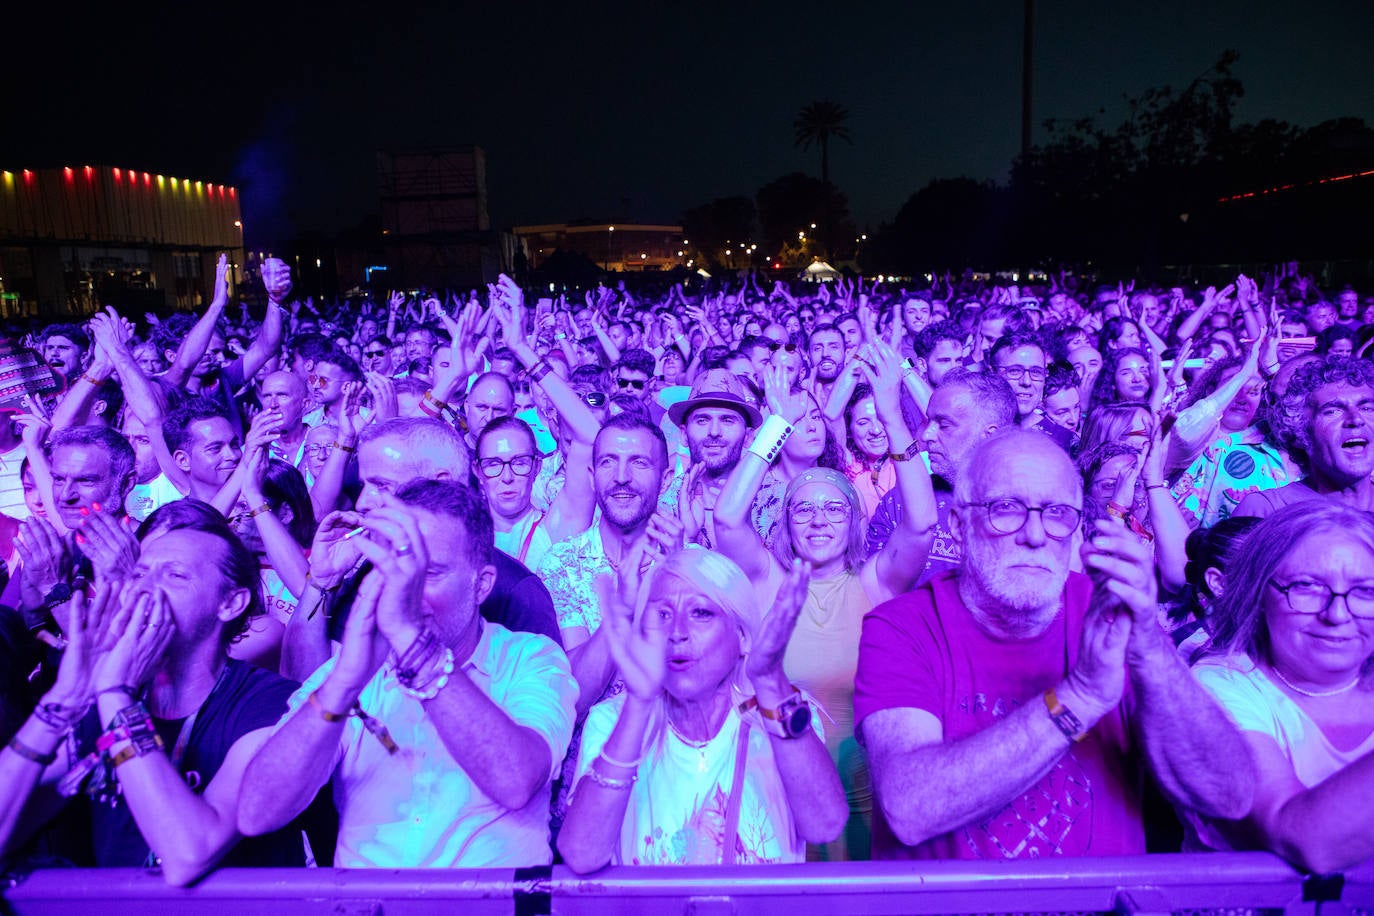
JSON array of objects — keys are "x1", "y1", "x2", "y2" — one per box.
[{"x1": 1266, "y1": 355, "x2": 1374, "y2": 461}]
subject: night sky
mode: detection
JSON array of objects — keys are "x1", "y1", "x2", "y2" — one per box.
[{"x1": 6, "y1": 1, "x2": 1372, "y2": 246}]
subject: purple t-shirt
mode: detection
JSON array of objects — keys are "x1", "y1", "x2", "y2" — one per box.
[{"x1": 854, "y1": 571, "x2": 1145, "y2": 860}]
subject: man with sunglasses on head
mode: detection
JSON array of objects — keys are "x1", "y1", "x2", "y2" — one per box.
[{"x1": 857, "y1": 429, "x2": 1251, "y2": 862}]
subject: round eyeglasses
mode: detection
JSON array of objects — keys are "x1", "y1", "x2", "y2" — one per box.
[
  {"x1": 960, "y1": 498, "x2": 1082, "y2": 540},
  {"x1": 788, "y1": 500, "x2": 851, "y2": 524}
]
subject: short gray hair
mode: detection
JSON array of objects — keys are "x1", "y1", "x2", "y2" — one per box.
[
  {"x1": 941, "y1": 368, "x2": 1017, "y2": 428},
  {"x1": 359, "y1": 416, "x2": 469, "y2": 479}
]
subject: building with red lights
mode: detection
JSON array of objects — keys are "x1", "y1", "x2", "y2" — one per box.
[{"x1": 0, "y1": 165, "x2": 243, "y2": 316}]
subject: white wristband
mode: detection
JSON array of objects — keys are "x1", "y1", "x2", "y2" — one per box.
[{"x1": 748, "y1": 415, "x2": 794, "y2": 464}]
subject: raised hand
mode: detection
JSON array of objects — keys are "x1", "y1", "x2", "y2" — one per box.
[
  {"x1": 599, "y1": 543, "x2": 665, "y2": 702},
  {"x1": 17, "y1": 516, "x2": 70, "y2": 600},
  {"x1": 261, "y1": 257, "x2": 292, "y2": 304},
  {"x1": 209, "y1": 253, "x2": 230, "y2": 311},
  {"x1": 347, "y1": 495, "x2": 429, "y2": 650},
  {"x1": 307, "y1": 509, "x2": 367, "y2": 588},
  {"x1": 365, "y1": 371, "x2": 397, "y2": 421},
  {"x1": 46, "y1": 584, "x2": 117, "y2": 707},
  {"x1": 76, "y1": 504, "x2": 138, "y2": 585},
  {"x1": 92, "y1": 585, "x2": 176, "y2": 693},
  {"x1": 746, "y1": 558, "x2": 811, "y2": 683},
  {"x1": 644, "y1": 510, "x2": 685, "y2": 558},
  {"x1": 1081, "y1": 516, "x2": 1160, "y2": 635},
  {"x1": 331, "y1": 571, "x2": 390, "y2": 691},
  {"x1": 762, "y1": 363, "x2": 805, "y2": 425}
]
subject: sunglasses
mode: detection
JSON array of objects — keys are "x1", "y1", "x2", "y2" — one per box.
[
  {"x1": 766, "y1": 342, "x2": 798, "y2": 353},
  {"x1": 583, "y1": 392, "x2": 608, "y2": 407},
  {"x1": 616, "y1": 378, "x2": 647, "y2": 391},
  {"x1": 363, "y1": 349, "x2": 387, "y2": 358}
]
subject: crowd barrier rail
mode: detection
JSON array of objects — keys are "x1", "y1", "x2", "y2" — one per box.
[{"x1": 3, "y1": 853, "x2": 1372, "y2": 915}]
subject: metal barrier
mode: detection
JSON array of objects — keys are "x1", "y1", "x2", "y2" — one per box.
[{"x1": 3, "y1": 854, "x2": 1372, "y2": 916}]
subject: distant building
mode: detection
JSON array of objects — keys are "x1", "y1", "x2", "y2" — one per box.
[
  {"x1": 513, "y1": 222, "x2": 685, "y2": 273},
  {"x1": 0, "y1": 165, "x2": 243, "y2": 317},
  {"x1": 377, "y1": 147, "x2": 502, "y2": 289}
]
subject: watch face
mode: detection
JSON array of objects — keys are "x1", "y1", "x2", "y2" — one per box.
[{"x1": 783, "y1": 701, "x2": 811, "y2": 738}]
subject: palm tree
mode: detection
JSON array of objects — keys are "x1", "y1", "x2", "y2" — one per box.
[
  {"x1": 794, "y1": 100, "x2": 852, "y2": 191},
  {"x1": 794, "y1": 100, "x2": 852, "y2": 257}
]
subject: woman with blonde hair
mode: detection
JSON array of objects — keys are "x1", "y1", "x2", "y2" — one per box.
[{"x1": 557, "y1": 549, "x2": 846, "y2": 871}]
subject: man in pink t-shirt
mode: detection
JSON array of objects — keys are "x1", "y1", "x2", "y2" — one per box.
[{"x1": 855, "y1": 430, "x2": 1252, "y2": 860}]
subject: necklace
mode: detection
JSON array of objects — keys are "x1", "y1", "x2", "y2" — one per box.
[
  {"x1": 667, "y1": 717, "x2": 713, "y2": 773},
  {"x1": 1270, "y1": 665, "x2": 1361, "y2": 698}
]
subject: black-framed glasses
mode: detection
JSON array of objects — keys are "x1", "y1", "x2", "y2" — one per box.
[
  {"x1": 960, "y1": 498, "x2": 1082, "y2": 540},
  {"x1": 477, "y1": 455, "x2": 538, "y2": 478},
  {"x1": 617, "y1": 378, "x2": 647, "y2": 391},
  {"x1": 788, "y1": 500, "x2": 850, "y2": 524},
  {"x1": 1268, "y1": 579, "x2": 1374, "y2": 618},
  {"x1": 304, "y1": 444, "x2": 333, "y2": 459},
  {"x1": 997, "y1": 365, "x2": 1047, "y2": 383}
]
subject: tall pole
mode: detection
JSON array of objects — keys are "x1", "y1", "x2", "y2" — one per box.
[{"x1": 1021, "y1": 0, "x2": 1034, "y2": 158}]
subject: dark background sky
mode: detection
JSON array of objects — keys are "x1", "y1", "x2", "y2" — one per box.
[{"x1": 5, "y1": 1, "x2": 1372, "y2": 245}]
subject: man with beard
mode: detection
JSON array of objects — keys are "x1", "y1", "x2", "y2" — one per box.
[
  {"x1": 538, "y1": 413, "x2": 678, "y2": 714},
  {"x1": 856, "y1": 430, "x2": 1252, "y2": 861},
  {"x1": 806, "y1": 324, "x2": 847, "y2": 405},
  {"x1": 865, "y1": 369, "x2": 1016, "y2": 583},
  {"x1": 667, "y1": 369, "x2": 761, "y2": 549}
]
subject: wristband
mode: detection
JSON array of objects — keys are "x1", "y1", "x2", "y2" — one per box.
[
  {"x1": 8, "y1": 736, "x2": 57, "y2": 766},
  {"x1": 889, "y1": 440, "x2": 922, "y2": 463},
  {"x1": 332, "y1": 441, "x2": 356, "y2": 453},
  {"x1": 307, "y1": 690, "x2": 350, "y2": 723},
  {"x1": 1105, "y1": 501, "x2": 1130, "y2": 520},
  {"x1": 32, "y1": 700, "x2": 88, "y2": 734},
  {"x1": 1144, "y1": 483, "x2": 1168, "y2": 490},
  {"x1": 81, "y1": 372, "x2": 107, "y2": 386},
  {"x1": 246, "y1": 503, "x2": 273, "y2": 520},
  {"x1": 1044, "y1": 688, "x2": 1087, "y2": 743},
  {"x1": 422, "y1": 390, "x2": 449, "y2": 411},
  {"x1": 597, "y1": 748, "x2": 645, "y2": 770},
  {"x1": 747, "y1": 415, "x2": 794, "y2": 464},
  {"x1": 528, "y1": 360, "x2": 553, "y2": 383}
]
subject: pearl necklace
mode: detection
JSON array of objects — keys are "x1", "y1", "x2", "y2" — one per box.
[{"x1": 1270, "y1": 665, "x2": 1361, "y2": 698}]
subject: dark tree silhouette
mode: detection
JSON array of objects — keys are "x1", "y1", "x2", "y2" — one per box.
[{"x1": 794, "y1": 100, "x2": 852, "y2": 257}]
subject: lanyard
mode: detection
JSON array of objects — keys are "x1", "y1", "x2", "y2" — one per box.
[{"x1": 168, "y1": 664, "x2": 229, "y2": 770}]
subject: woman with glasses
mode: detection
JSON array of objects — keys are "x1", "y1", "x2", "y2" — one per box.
[
  {"x1": 558, "y1": 549, "x2": 847, "y2": 871},
  {"x1": 712, "y1": 356, "x2": 938, "y2": 861},
  {"x1": 1186, "y1": 502, "x2": 1374, "y2": 872}
]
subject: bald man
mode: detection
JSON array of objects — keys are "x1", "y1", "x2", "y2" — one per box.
[
  {"x1": 258, "y1": 370, "x2": 312, "y2": 468},
  {"x1": 855, "y1": 430, "x2": 1251, "y2": 861}
]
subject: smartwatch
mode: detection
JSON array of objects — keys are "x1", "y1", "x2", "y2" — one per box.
[{"x1": 756, "y1": 688, "x2": 811, "y2": 740}]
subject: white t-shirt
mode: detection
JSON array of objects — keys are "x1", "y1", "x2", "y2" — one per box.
[
  {"x1": 493, "y1": 507, "x2": 552, "y2": 572},
  {"x1": 288, "y1": 621, "x2": 576, "y2": 867},
  {"x1": 572, "y1": 693, "x2": 822, "y2": 866},
  {"x1": 261, "y1": 566, "x2": 300, "y2": 625},
  {"x1": 1189, "y1": 654, "x2": 1374, "y2": 850},
  {"x1": 0, "y1": 443, "x2": 27, "y2": 520},
  {"x1": 125, "y1": 472, "x2": 184, "y2": 522}
]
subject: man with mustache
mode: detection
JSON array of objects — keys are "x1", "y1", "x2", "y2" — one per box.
[
  {"x1": 806, "y1": 324, "x2": 847, "y2": 406},
  {"x1": 39, "y1": 324, "x2": 90, "y2": 385}
]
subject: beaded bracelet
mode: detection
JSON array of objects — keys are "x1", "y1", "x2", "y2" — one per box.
[
  {"x1": 584, "y1": 765, "x2": 636, "y2": 791},
  {"x1": 398, "y1": 646, "x2": 455, "y2": 702}
]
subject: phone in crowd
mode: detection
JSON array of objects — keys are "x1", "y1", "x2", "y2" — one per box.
[{"x1": 1160, "y1": 358, "x2": 1206, "y2": 370}]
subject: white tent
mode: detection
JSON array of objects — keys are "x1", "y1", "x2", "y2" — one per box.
[{"x1": 801, "y1": 260, "x2": 841, "y2": 282}]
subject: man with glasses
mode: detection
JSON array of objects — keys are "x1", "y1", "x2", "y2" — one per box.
[
  {"x1": 302, "y1": 355, "x2": 365, "y2": 431},
  {"x1": 991, "y1": 333, "x2": 1075, "y2": 451},
  {"x1": 857, "y1": 430, "x2": 1251, "y2": 861}
]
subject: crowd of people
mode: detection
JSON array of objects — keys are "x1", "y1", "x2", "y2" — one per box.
[{"x1": 0, "y1": 255, "x2": 1372, "y2": 882}]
